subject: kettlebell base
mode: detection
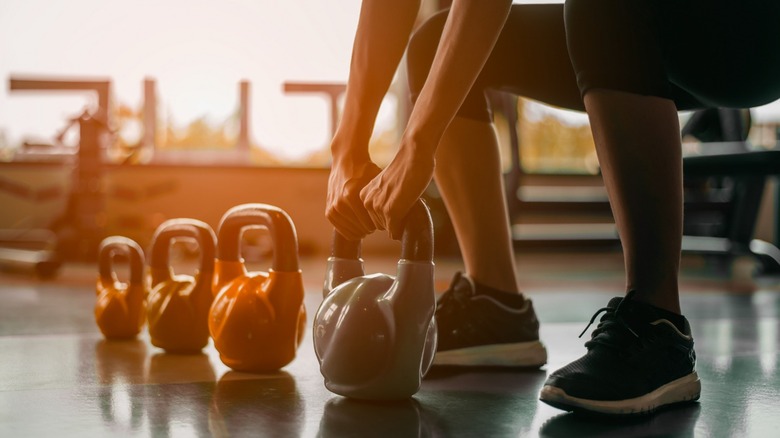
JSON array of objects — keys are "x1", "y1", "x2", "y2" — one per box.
[
  {"x1": 150, "y1": 338, "x2": 208, "y2": 355},
  {"x1": 324, "y1": 382, "x2": 420, "y2": 401},
  {"x1": 219, "y1": 354, "x2": 295, "y2": 374},
  {"x1": 99, "y1": 330, "x2": 141, "y2": 341}
]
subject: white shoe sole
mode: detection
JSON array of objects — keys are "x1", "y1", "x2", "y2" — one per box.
[
  {"x1": 433, "y1": 340, "x2": 547, "y2": 367},
  {"x1": 539, "y1": 371, "x2": 701, "y2": 415}
]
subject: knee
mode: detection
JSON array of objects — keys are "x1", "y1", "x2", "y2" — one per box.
[{"x1": 406, "y1": 10, "x2": 448, "y2": 100}]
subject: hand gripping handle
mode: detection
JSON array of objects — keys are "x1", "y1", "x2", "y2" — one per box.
[{"x1": 330, "y1": 199, "x2": 433, "y2": 263}]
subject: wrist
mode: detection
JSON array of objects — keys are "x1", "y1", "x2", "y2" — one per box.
[
  {"x1": 402, "y1": 98, "x2": 450, "y2": 157},
  {"x1": 401, "y1": 123, "x2": 443, "y2": 158},
  {"x1": 331, "y1": 116, "x2": 375, "y2": 163},
  {"x1": 330, "y1": 139, "x2": 372, "y2": 168},
  {"x1": 331, "y1": 142, "x2": 371, "y2": 165}
]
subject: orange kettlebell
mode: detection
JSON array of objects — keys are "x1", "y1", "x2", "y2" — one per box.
[
  {"x1": 147, "y1": 218, "x2": 217, "y2": 353},
  {"x1": 209, "y1": 204, "x2": 306, "y2": 373},
  {"x1": 95, "y1": 236, "x2": 147, "y2": 339}
]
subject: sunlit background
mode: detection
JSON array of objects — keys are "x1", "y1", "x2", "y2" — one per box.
[
  {"x1": 2, "y1": 0, "x2": 779, "y2": 168},
  {"x1": 0, "y1": 0, "x2": 371, "y2": 162}
]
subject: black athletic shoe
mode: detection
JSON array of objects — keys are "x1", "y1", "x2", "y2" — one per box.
[
  {"x1": 433, "y1": 272, "x2": 547, "y2": 367},
  {"x1": 539, "y1": 291, "x2": 701, "y2": 415}
]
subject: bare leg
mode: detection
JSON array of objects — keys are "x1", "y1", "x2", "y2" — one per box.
[
  {"x1": 434, "y1": 116, "x2": 520, "y2": 294},
  {"x1": 584, "y1": 89, "x2": 682, "y2": 314}
]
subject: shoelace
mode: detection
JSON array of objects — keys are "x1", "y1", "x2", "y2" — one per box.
[{"x1": 578, "y1": 290, "x2": 640, "y2": 343}]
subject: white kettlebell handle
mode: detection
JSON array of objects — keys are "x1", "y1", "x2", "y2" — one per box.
[{"x1": 324, "y1": 199, "x2": 434, "y2": 296}]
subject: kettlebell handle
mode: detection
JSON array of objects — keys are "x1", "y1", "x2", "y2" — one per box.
[
  {"x1": 99, "y1": 236, "x2": 144, "y2": 285},
  {"x1": 330, "y1": 230, "x2": 361, "y2": 259},
  {"x1": 331, "y1": 199, "x2": 433, "y2": 262},
  {"x1": 149, "y1": 219, "x2": 217, "y2": 274},
  {"x1": 216, "y1": 203, "x2": 300, "y2": 272}
]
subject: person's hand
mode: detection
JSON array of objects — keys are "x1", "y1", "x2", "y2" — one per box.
[
  {"x1": 360, "y1": 142, "x2": 435, "y2": 240},
  {"x1": 326, "y1": 154, "x2": 382, "y2": 241}
]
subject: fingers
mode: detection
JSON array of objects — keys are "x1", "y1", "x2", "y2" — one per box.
[
  {"x1": 387, "y1": 216, "x2": 405, "y2": 241},
  {"x1": 343, "y1": 181, "x2": 377, "y2": 234},
  {"x1": 327, "y1": 203, "x2": 369, "y2": 241},
  {"x1": 359, "y1": 182, "x2": 386, "y2": 233},
  {"x1": 360, "y1": 178, "x2": 408, "y2": 241},
  {"x1": 326, "y1": 160, "x2": 384, "y2": 241},
  {"x1": 327, "y1": 189, "x2": 377, "y2": 242},
  {"x1": 326, "y1": 209, "x2": 363, "y2": 241}
]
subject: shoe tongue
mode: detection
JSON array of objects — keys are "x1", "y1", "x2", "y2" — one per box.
[
  {"x1": 605, "y1": 296, "x2": 666, "y2": 326},
  {"x1": 451, "y1": 272, "x2": 475, "y2": 296},
  {"x1": 607, "y1": 296, "x2": 624, "y2": 309}
]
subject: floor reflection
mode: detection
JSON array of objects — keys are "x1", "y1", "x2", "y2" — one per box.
[
  {"x1": 147, "y1": 351, "x2": 216, "y2": 384},
  {"x1": 93, "y1": 339, "x2": 149, "y2": 434},
  {"x1": 311, "y1": 367, "x2": 549, "y2": 437},
  {"x1": 94, "y1": 339, "x2": 149, "y2": 384},
  {"x1": 539, "y1": 403, "x2": 701, "y2": 438},
  {"x1": 92, "y1": 339, "x2": 223, "y2": 437},
  {"x1": 3, "y1": 280, "x2": 777, "y2": 437},
  {"x1": 689, "y1": 293, "x2": 780, "y2": 438},
  {"x1": 318, "y1": 398, "x2": 428, "y2": 437},
  {"x1": 209, "y1": 371, "x2": 304, "y2": 437},
  {"x1": 423, "y1": 367, "x2": 546, "y2": 437},
  {"x1": 696, "y1": 356, "x2": 780, "y2": 438},
  {"x1": 147, "y1": 353, "x2": 216, "y2": 438}
]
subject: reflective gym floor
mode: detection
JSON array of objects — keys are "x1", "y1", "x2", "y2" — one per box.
[{"x1": 1, "y1": 251, "x2": 778, "y2": 437}]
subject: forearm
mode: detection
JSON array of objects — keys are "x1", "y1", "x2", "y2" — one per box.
[
  {"x1": 333, "y1": 0, "x2": 421, "y2": 161},
  {"x1": 404, "y1": 0, "x2": 512, "y2": 152}
]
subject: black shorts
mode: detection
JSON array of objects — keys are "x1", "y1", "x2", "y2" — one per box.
[{"x1": 407, "y1": 1, "x2": 780, "y2": 121}]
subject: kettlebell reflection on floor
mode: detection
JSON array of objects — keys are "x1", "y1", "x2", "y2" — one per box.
[
  {"x1": 209, "y1": 371, "x2": 304, "y2": 437},
  {"x1": 93, "y1": 339, "x2": 219, "y2": 437},
  {"x1": 144, "y1": 359, "x2": 215, "y2": 438},
  {"x1": 147, "y1": 351, "x2": 216, "y2": 384},
  {"x1": 318, "y1": 397, "x2": 432, "y2": 438},
  {"x1": 94, "y1": 339, "x2": 148, "y2": 433}
]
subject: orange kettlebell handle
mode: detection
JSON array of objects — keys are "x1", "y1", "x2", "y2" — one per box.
[
  {"x1": 149, "y1": 218, "x2": 217, "y2": 287},
  {"x1": 217, "y1": 204, "x2": 299, "y2": 272},
  {"x1": 99, "y1": 236, "x2": 145, "y2": 287}
]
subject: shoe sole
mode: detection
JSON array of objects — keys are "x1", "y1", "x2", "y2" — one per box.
[
  {"x1": 433, "y1": 340, "x2": 547, "y2": 367},
  {"x1": 539, "y1": 371, "x2": 701, "y2": 415}
]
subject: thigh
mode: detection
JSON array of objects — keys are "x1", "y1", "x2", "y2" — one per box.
[
  {"x1": 565, "y1": 0, "x2": 673, "y2": 102},
  {"x1": 477, "y1": 4, "x2": 584, "y2": 112},
  {"x1": 661, "y1": 0, "x2": 780, "y2": 109},
  {"x1": 564, "y1": 0, "x2": 780, "y2": 110},
  {"x1": 408, "y1": 4, "x2": 583, "y2": 119}
]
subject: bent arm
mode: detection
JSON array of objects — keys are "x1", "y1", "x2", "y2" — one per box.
[
  {"x1": 332, "y1": 0, "x2": 421, "y2": 161},
  {"x1": 360, "y1": 0, "x2": 513, "y2": 237},
  {"x1": 404, "y1": 0, "x2": 513, "y2": 151},
  {"x1": 327, "y1": 0, "x2": 421, "y2": 240}
]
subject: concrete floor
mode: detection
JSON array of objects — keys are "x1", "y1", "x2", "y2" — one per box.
[{"x1": 1, "y1": 251, "x2": 778, "y2": 437}]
